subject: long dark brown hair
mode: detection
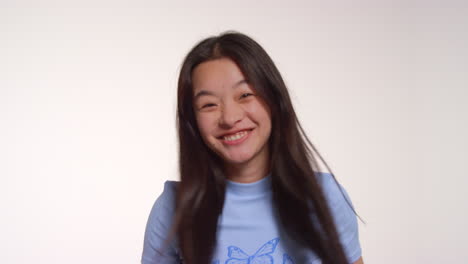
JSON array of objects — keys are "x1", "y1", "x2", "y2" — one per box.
[{"x1": 172, "y1": 31, "x2": 358, "y2": 264}]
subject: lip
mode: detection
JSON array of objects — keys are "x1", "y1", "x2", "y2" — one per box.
[
  {"x1": 219, "y1": 129, "x2": 254, "y2": 146},
  {"x1": 217, "y1": 128, "x2": 254, "y2": 139}
]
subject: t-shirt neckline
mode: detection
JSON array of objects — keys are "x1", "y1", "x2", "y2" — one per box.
[{"x1": 225, "y1": 174, "x2": 272, "y2": 196}]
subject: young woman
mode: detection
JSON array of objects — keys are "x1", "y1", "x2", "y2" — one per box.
[{"x1": 142, "y1": 32, "x2": 364, "y2": 264}]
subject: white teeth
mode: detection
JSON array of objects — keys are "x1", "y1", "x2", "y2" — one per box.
[{"x1": 223, "y1": 130, "x2": 248, "y2": 141}]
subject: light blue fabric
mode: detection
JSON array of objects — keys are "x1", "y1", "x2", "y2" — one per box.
[{"x1": 141, "y1": 172, "x2": 361, "y2": 264}]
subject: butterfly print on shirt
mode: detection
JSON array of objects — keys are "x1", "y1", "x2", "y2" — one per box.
[
  {"x1": 225, "y1": 238, "x2": 280, "y2": 264},
  {"x1": 282, "y1": 253, "x2": 294, "y2": 264}
]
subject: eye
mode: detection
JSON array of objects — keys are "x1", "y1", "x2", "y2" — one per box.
[
  {"x1": 240, "y1": 93, "x2": 254, "y2": 99},
  {"x1": 201, "y1": 103, "x2": 216, "y2": 109}
]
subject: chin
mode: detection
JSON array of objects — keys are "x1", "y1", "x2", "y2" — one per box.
[{"x1": 222, "y1": 152, "x2": 256, "y2": 165}]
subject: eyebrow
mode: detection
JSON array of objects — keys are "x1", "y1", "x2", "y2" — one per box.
[{"x1": 193, "y1": 79, "x2": 248, "y2": 100}]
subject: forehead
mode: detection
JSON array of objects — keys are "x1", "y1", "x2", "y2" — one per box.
[{"x1": 192, "y1": 58, "x2": 246, "y2": 93}]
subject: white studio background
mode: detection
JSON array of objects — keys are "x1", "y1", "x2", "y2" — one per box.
[{"x1": 1, "y1": 1, "x2": 467, "y2": 263}]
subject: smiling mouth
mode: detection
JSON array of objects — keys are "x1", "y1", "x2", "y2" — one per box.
[{"x1": 219, "y1": 129, "x2": 254, "y2": 143}]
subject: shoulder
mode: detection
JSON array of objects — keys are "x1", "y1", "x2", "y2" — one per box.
[
  {"x1": 158, "y1": 181, "x2": 179, "y2": 203},
  {"x1": 142, "y1": 181, "x2": 181, "y2": 263},
  {"x1": 314, "y1": 171, "x2": 362, "y2": 263},
  {"x1": 145, "y1": 180, "x2": 179, "y2": 232},
  {"x1": 150, "y1": 181, "x2": 179, "y2": 218},
  {"x1": 314, "y1": 171, "x2": 351, "y2": 208}
]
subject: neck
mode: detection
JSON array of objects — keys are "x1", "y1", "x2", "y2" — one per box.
[{"x1": 224, "y1": 151, "x2": 270, "y2": 184}]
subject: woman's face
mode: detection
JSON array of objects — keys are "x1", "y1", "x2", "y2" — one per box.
[{"x1": 192, "y1": 58, "x2": 272, "y2": 168}]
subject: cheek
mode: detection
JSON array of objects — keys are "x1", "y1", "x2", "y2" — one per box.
[
  {"x1": 196, "y1": 115, "x2": 216, "y2": 140},
  {"x1": 247, "y1": 102, "x2": 272, "y2": 128},
  {"x1": 262, "y1": 115, "x2": 273, "y2": 139}
]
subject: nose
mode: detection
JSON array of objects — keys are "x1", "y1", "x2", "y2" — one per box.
[{"x1": 219, "y1": 101, "x2": 244, "y2": 128}]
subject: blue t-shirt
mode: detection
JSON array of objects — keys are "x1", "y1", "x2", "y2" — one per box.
[{"x1": 142, "y1": 172, "x2": 362, "y2": 264}]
